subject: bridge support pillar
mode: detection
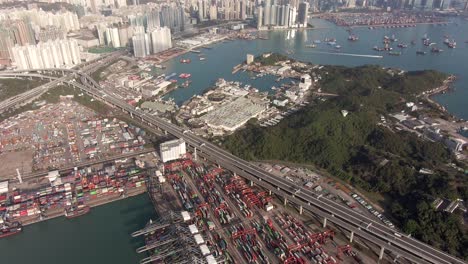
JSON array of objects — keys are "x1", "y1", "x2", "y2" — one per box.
[
  {"x1": 349, "y1": 231, "x2": 354, "y2": 243},
  {"x1": 193, "y1": 147, "x2": 197, "y2": 161},
  {"x1": 379, "y1": 246, "x2": 384, "y2": 260},
  {"x1": 299, "y1": 205, "x2": 303, "y2": 215},
  {"x1": 322, "y1": 217, "x2": 327, "y2": 228}
]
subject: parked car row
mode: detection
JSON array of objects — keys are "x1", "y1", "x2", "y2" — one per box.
[{"x1": 351, "y1": 193, "x2": 395, "y2": 228}]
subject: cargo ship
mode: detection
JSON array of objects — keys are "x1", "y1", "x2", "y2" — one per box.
[
  {"x1": 65, "y1": 205, "x2": 90, "y2": 219},
  {"x1": 0, "y1": 221, "x2": 22, "y2": 238},
  {"x1": 179, "y1": 73, "x2": 191, "y2": 79},
  {"x1": 179, "y1": 58, "x2": 191, "y2": 64}
]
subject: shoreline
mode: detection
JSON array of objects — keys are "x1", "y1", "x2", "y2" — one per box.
[
  {"x1": 421, "y1": 75, "x2": 456, "y2": 115},
  {"x1": 18, "y1": 187, "x2": 146, "y2": 227}
]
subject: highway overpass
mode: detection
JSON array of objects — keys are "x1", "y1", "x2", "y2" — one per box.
[{"x1": 1, "y1": 68, "x2": 465, "y2": 264}]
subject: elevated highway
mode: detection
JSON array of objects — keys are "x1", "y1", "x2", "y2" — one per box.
[{"x1": 1, "y1": 68, "x2": 466, "y2": 264}]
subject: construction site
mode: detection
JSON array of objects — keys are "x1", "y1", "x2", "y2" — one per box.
[{"x1": 132, "y1": 152, "x2": 367, "y2": 264}]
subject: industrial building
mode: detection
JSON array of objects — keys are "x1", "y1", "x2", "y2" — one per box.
[
  {"x1": 160, "y1": 139, "x2": 187, "y2": 163},
  {"x1": 201, "y1": 97, "x2": 267, "y2": 132}
]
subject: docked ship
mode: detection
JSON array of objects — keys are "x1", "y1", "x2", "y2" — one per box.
[
  {"x1": 179, "y1": 73, "x2": 191, "y2": 79},
  {"x1": 0, "y1": 221, "x2": 22, "y2": 238},
  {"x1": 164, "y1": 73, "x2": 176, "y2": 80},
  {"x1": 179, "y1": 58, "x2": 191, "y2": 64},
  {"x1": 65, "y1": 205, "x2": 90, "y2": 219}
]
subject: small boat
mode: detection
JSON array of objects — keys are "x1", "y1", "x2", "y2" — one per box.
[
  {"x1": 179, "y1": 73, "x2": 191, "y2": 79},
  {"x1": 180, "y1": 58, "x2": 191, "y2": 64},
  {"x1": 313, "y1": 40, "x2": 321, "y2": 44},
  {"x1": 335, "y1": 45, "x2": 342, "y2": 49},
  {"x1": 199, "y1": 57, "x2": 206, "y2": 61},
  {"x1": 397, "y1": 43, "x2": 408, "y2": 48},
  {"x1": 388, "y1": 51, "x2": 401, "y2": 56},
  {"x1": 431, "y1": 47, "x2": 443, "y2": 53},
  {"x1": 305, "y1": 44, "x2": 317, "y2": 48},
  {"x1": 65, "y1": 205, "x2": 90, "y2": 219},
  {"x1": 390, "y1": 34, "x2": 398, "y2": 42},
  {"x1": 348, "y1": 34, "x2": 359, "y2": 41},
  {"x1": 416, "y1": 51, "x2": 427, "y2": 55},
  {"x1": 0, "y1": 221, "x2": 22, "y2": 238},
  {"x1": 181, "y1": 80, "x2": 192, "y2": 88},
  {"x1": 411, "y1": 40, "x2": 416, "y2": 45}
]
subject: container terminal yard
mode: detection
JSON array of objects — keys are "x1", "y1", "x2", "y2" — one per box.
[{"x1": 131, "y1": 151, "x2": 366, "y2": 264}]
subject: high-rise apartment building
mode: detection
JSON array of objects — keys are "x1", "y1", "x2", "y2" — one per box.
[
  {"x1": 11, "y1": 38, "x2": 81, "y2": 70},
  {"x1": 149, "y1": 27, "x2": 172, "y2": 54}
]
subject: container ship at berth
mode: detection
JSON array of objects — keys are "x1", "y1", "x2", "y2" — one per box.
[
  {"x1": 65, "y1": 204, "x2": 90, "y2": 219},
  {"x1": 0, "y1": 221, "x2": 22, "y2": 238},
  {"x1": 0, "y1": 157, "x2": 148, "y2": 225}
]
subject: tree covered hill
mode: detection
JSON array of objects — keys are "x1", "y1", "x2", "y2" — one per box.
[{"x1": 222, "y1": 65, "x2": 467, "y2": 259}]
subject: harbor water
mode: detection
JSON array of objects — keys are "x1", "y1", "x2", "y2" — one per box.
[
  {"x1": 2, "y1": 18, "x2": 468, "y2": 264},
  {"x1": 161, "y1": 17, "x2": 468, "y2": 119},
  {"x1": 0, "y1": 194, "x2": 156, "y2": 264}
]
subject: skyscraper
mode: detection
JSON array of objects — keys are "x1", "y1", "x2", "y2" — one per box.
[
  {"x1": 264, "y1": 0, "x2": 271, "y2": 25},
  {"x1": 257, "y1": 6, "x2": 263, "y2": 28},
  {"x1": 132, "y1": 33, "x2": 150, "y2": 58},
  {"x1": 297, "y1": 2, "x2": 309, "y2": 27},
  {"x1": 149, "y1": 27, "x2": 172, "y2": 54},
  {"x1": 270, "y1": 4, "x2": 277, "y2": 26}
]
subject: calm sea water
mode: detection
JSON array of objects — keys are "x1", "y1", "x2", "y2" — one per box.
[
  {"x1": 2, "y1": 18, "x2": 468, "y2": 264},
  {"x1": 161, "y1": 17, "x2": 468, "y2": 119},
  {"x1": 0, "y1": 194, "x2": 156, "y2": 264}
]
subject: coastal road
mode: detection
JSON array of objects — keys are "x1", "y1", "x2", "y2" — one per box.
[{"x1": 3, "y1": 68, "x2": 467, "y2": 264}]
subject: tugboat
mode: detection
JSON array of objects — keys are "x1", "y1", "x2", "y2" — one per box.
[
  {"x1": 0, "y1": 221, "x2": 22, "y2": 238},
  {"x1": 65, "y1": 205, "x2": 90, "y2": 219}
]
